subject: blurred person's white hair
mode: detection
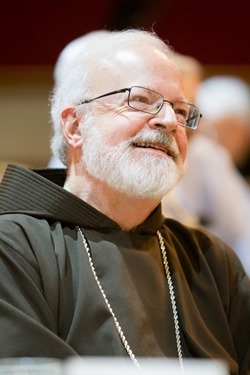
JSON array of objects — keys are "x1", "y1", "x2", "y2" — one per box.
[
  {"x1": 196, "y1": 76, "x2": 250, "y2": 122},
  {"x1": 50, "y1": 29, "x2": 174, "y2": 165},
  {"x1": 172, "y1": 52, "x2": 203, "y2": 80},
  {"x1": 171, "y1": 52, "x2": 203, "y2": 105}
]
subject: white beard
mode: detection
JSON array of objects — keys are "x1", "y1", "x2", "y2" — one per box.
[{"x1": 80, "y1": 117, "x2": 185, "y2": 199}]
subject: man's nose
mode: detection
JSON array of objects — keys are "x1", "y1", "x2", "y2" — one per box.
[{"x1": 148, "y1": 103, "x2": 178, "y2": 132}]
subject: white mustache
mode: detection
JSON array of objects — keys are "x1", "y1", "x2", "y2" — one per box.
[{"x1": 129, "y1": 130, "x2": 180, "y2": 159}]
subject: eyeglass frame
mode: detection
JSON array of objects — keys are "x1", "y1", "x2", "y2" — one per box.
[{"x1": 77, "y1": 85, "x2": 202, "y2": 130}]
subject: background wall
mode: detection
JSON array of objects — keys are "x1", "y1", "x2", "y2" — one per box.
[{"x1": 1, "y1": 0, "x2": 250, "y2": 171}]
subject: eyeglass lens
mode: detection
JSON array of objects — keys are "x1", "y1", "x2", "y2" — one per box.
[{"x1": 128, "y1": 86, "x2": 199, "y2": 129}]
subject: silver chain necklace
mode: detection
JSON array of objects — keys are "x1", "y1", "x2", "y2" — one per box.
[{"x1": 79, "y1": 228, "x2": 184, "y2": 371}]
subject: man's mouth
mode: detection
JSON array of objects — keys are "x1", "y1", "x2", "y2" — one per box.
[{"x1": 133, "y1": 141, "x2": 175, "y2": 158}]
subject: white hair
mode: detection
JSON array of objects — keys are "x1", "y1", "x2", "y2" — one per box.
[
  {"x1": 196, "y1": 76, "x2": 250, "y2": 122},
  {"x1": 50, "y1": 30, "x2": 111, "y2": 164},
  {"x1": 53, "y1": 30, "x2": 110, "y2": 85},
  {"x1": 50, "y1": 29, "x2": 173, "y2": 164}
]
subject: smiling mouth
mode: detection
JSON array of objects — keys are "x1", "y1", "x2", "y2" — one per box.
[{"x1": 133, "y1": 142, "x2": 174, "y2": 158}]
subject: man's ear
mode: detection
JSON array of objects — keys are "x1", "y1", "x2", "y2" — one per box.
[{"x1": 61, "y1": 107, "x2": 82, "y2": 149}]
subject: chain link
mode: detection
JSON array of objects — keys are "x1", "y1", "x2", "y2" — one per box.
[{"x1": 79, "y1": 227, "x2": 184, "y2": 372}]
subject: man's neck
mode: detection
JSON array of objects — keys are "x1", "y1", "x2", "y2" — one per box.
[{"x1": 64, "y1": 168, "x2": 160, "y2": 232}]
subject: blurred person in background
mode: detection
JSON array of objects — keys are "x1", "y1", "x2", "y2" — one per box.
[
  {"x1": 162, "y1": 52, "x2": 203, "y2": 226},
  {"x1": 163, "y1": 75, "x2": 250, "y2": 276},
  {"x1": 171, "y1": 52, "x2": 204, "y2": 105}
]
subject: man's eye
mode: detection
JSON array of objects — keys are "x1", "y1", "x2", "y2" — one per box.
[
  {"x1": 131, "y1": 95, "x2": 150, "y2": 104},
  {"x1": 174, "y1": 103, "x2": 189, "y2": 120},
  {"x1": 175, "y1": 109, "x2": 188, "y2": 118}
]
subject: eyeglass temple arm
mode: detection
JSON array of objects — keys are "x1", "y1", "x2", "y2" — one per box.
[{"x1": 80, "y1": 88, "x2": 130, "y2": 104}]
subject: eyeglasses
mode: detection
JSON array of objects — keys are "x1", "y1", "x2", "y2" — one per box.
[{"x1": 78, "y1": 85, "x2": 202, "y2": 130}]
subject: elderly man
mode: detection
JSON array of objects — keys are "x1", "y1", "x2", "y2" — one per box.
[{"x1": 0, "y1": 30, "x2": 249, "y2": 375}]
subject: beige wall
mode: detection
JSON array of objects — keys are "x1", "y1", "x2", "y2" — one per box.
[
  {"x1": 0, "y1": 64, "x2": 250, "y2": 176},
  {"x1": 0, "y1": 66, "x2": 53, "y2": 174}
]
